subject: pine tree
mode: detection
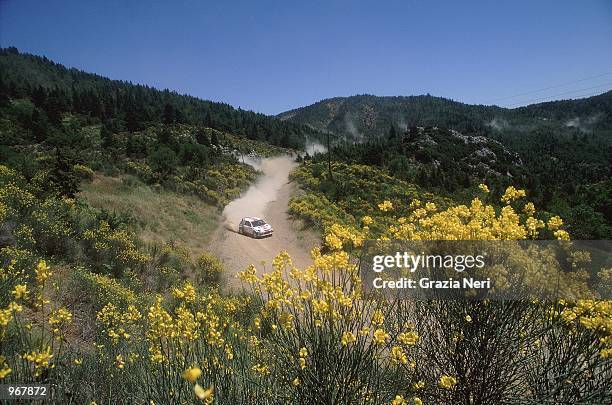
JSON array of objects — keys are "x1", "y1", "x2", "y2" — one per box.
[
  {"x1": 100, "y1": 122, "x2": 114, "y2": 149},
  {"x1": 163, "y1": 103, "x2": 175, "y2": 124},
  {"x1": 50, "y1": 149, "x2": 79, "y2": 198},
  {"x1": 210, "y1": 131, "x2": 219, "y2": 146},
  {"x1": 195, "y1": 128, "x2": 210, "y2": 146}
]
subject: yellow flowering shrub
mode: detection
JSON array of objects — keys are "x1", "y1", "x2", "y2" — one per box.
[
  {"x1": 1, "y1": 260, "x2": 74, "y2": 384},
  {"x1": 0, "y1": 168, "x2": 609, "y2": 404},
  {"x1": 82, "y1": 220, "x2": 150, "y2": 275},
  {"x1": 196, "y1": 252, "x2": 225, "y2": 286},
  {"x1": 237, "y1": 184, "x2": 610, "y2": 403}
]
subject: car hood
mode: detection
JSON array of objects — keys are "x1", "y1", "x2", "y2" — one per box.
[{"x1": 253, "y1": 224, "x2": 273, "y2": 232}]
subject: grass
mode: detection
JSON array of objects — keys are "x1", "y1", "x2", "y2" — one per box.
[{"x1": 80, "y1": 174, "x2": 220, "y2": 257}]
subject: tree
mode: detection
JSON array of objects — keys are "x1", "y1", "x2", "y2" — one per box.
[
  {"x1": 149, "y1": 145, "x2": 178, "y2": 176},
  {"x1": 29, "y1": 109, "x2": 48, "y2": 142},
  {"x1": 125, "y1": 103, "x2": 143, "y2": 132},
  {"x1": 204, "y1": 111, "x2": 214, "y2": 128},
  {"x1": 163, "y1": 103, "x2": 175, "y2": 124},
  {"x1": 100, "y1": 122, "x2": 114, "y2": 149},
  {"x1": 195, "y1": 128, "x2": 210, "y2": 146},
  {"x1": 158, "y1": 127, "x2": 173, "y2": 145},
  {"x1": 388, "y1": 125, "x2": 397, "y2": 140},
  {"x1": 43, "y1": 89, "x2": 69, "y2": 126},
  {"x1": 210, "y1": 131, "x2": 219, "y2": 146},
  {"x1": 50, "y1": 149, "x2": 80, "y2": 197}
]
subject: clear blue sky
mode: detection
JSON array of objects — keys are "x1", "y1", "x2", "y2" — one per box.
[{"x1": 1, "y1": 0, "x2": 611, "y2": 115}]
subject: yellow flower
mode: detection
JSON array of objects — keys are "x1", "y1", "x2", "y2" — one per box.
[
  {"x1": 390, "y1": 346, "x2": 408, "y2": 365},
  {"x1": 398, "y1": 331, "x2": 419, "y2": 345},
  {"x1": 12, "y1": 284, "x2": 28, "y2": 300},
  {"x1": 547, "y1": 215, "x2": 563, "y2": 230},
  {"x1": 172, "y1": 281, "x2": 197, "y2": 303},
  {"x1": 378, "y1": 200, "x2": 394, "y2": 212},
  {"x1": 115, "y1": 354, "x2": 125, "y2": 369},
  {"x1": 391, "y1": 394, "x2": 407, "y2": 405},
  {"x1": 372, "y1": 309, "x2": 384, "y2": 326},
  {"x1": 341, "y1": 331, "x2": 356, "y2": 346},
  {"x1": 23, "y1": 347, "x2": 53, "y2": 376},
  {"x1": 74, "y1": 358, "x2": 83, "y2": 365},
  {"x1": 35, "y1": 260, "x2": 52, "y2": 284},
  {"x1": 299, "y1": 347, "x2": 308, "y2": 358},
  {"x1": 49, "y1": 307, "x2": 73, "y2": 328},
  {"x1": 501, "y1": 186, "x2": 526, "y2": 203},
  {"x1": 465, "y1": 315, "x2": 472, "y2": 322},
  {"x1": 194, "y1": 384, "x2": 214, "y2": 402},
  {"x1": 412, "y1": 380, "x2": 425, "y2": 390},
  {"x1": 292, "y1": 378, "x2": 300, "y2": 386},
  {"x1": 478, "y1": 183, "x2": 489, "y2": 193},
  {"x1": 438, "y1": 375, "x2": 457, "y2": 389},
  {"x1": 183, "y1": 367, "x2": 202, "y2": 383},
  {"x1": 0, "y1": 363, "x2": 11, "y2": 379},
  {"x1": 362, "y1": 216, "x2": 373, "y2": 226},
  {"x1": 252, "y1": 363, "x2": 270, "y2": 375},
  {"x1": 413, "y1": 397, "x2": 423, "y2": 405},
  {"x1": 373, "y1": 328, "x2": 389, "y2": 345},
  {"x1": 325, "y1": 233, "x2": 343, "y2": 250}
]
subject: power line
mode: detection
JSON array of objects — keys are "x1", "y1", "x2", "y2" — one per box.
[
  {"x1": 507, "y1": 88, "x2": 611, "y2": 108},
  {"x1": 485, "y1": 71, "x2": 612, "y2": 103}
]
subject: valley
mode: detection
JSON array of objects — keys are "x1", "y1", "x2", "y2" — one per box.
[{"x1": 0, "y1": 46, "x2": 610, "y2": 404}]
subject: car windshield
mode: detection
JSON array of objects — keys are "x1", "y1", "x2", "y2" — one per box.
[{"x1": 251, "y1": 220, "x2": 266, "y2": 227}]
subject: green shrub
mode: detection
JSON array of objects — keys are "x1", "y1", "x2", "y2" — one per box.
[
  {"x1": 73, "y1": 163, "x2": 94, "y2": 181},
  {"x1": 196, "y1": 251, "x2": 224, "y2": 286}
]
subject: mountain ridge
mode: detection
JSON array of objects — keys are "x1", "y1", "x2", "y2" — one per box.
[{"x1": 277, "y1": 91, "x2": 612, "y2": 140}]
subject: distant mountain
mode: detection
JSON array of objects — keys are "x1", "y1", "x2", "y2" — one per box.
[
  {"x1": 277, "y1": 92, "x2": 612, "y2": 141},
  {"x1": 0, "y1": 47, "x2": 320, "y2": 149},
  {"x1": 291, "y1": 93, "x2": 612, "y2": 238}
]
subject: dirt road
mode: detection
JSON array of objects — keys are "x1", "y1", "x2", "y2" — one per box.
[{"x1": 210, "y1": 156, "x2": 320, "y2": 290}]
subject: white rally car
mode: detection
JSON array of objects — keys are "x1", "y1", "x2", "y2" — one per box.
[{"x1": 238, "y1": 217, "x2": 273, "y2": 238}]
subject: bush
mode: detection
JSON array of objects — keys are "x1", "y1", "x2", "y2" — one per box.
[
  {"x1": 148, "y1": 145, "x2": 178, "y2": 176},
  {"x1": 72, "y1": 163, "x2": 94, "y2": 181},
  {"x1": 196, "y1": 251, "x2": 224, "y2": 286}
]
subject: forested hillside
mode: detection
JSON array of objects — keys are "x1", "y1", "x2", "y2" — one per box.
[
  {"x1": 278, "y1": 92, "x2": 612, "y2": 140},
  {"x1": 284, "y1": 93, "x2": 612, "y2": 239},
  {"x1": 0, "y1": 47, "x2": 320, "y2": 149}
]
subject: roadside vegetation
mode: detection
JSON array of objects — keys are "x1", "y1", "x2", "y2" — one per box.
[{"x1": 2, "y1": 174, "x2": 610, "y2": 403}]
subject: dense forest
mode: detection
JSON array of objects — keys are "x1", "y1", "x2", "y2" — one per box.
[{"x1": 0, "y1": 47, "x2": 321, "y2": 150}]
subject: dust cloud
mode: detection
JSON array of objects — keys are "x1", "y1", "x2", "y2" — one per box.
[
  {"x1": 304, "y1": 140, "x2": 327, "y2": 156},
  {"x1": 565, "y1": 113, "x2": 602, "y2": 133},
  {"x1": 344, "y1": 114, "x2": 363, "y2": 140},
  {"x1": 487, "y1": 117, "x2": 511, "y2": 131},
  {"x1": 222, "y1": 156, "x2": 296, "y2": 231}
]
